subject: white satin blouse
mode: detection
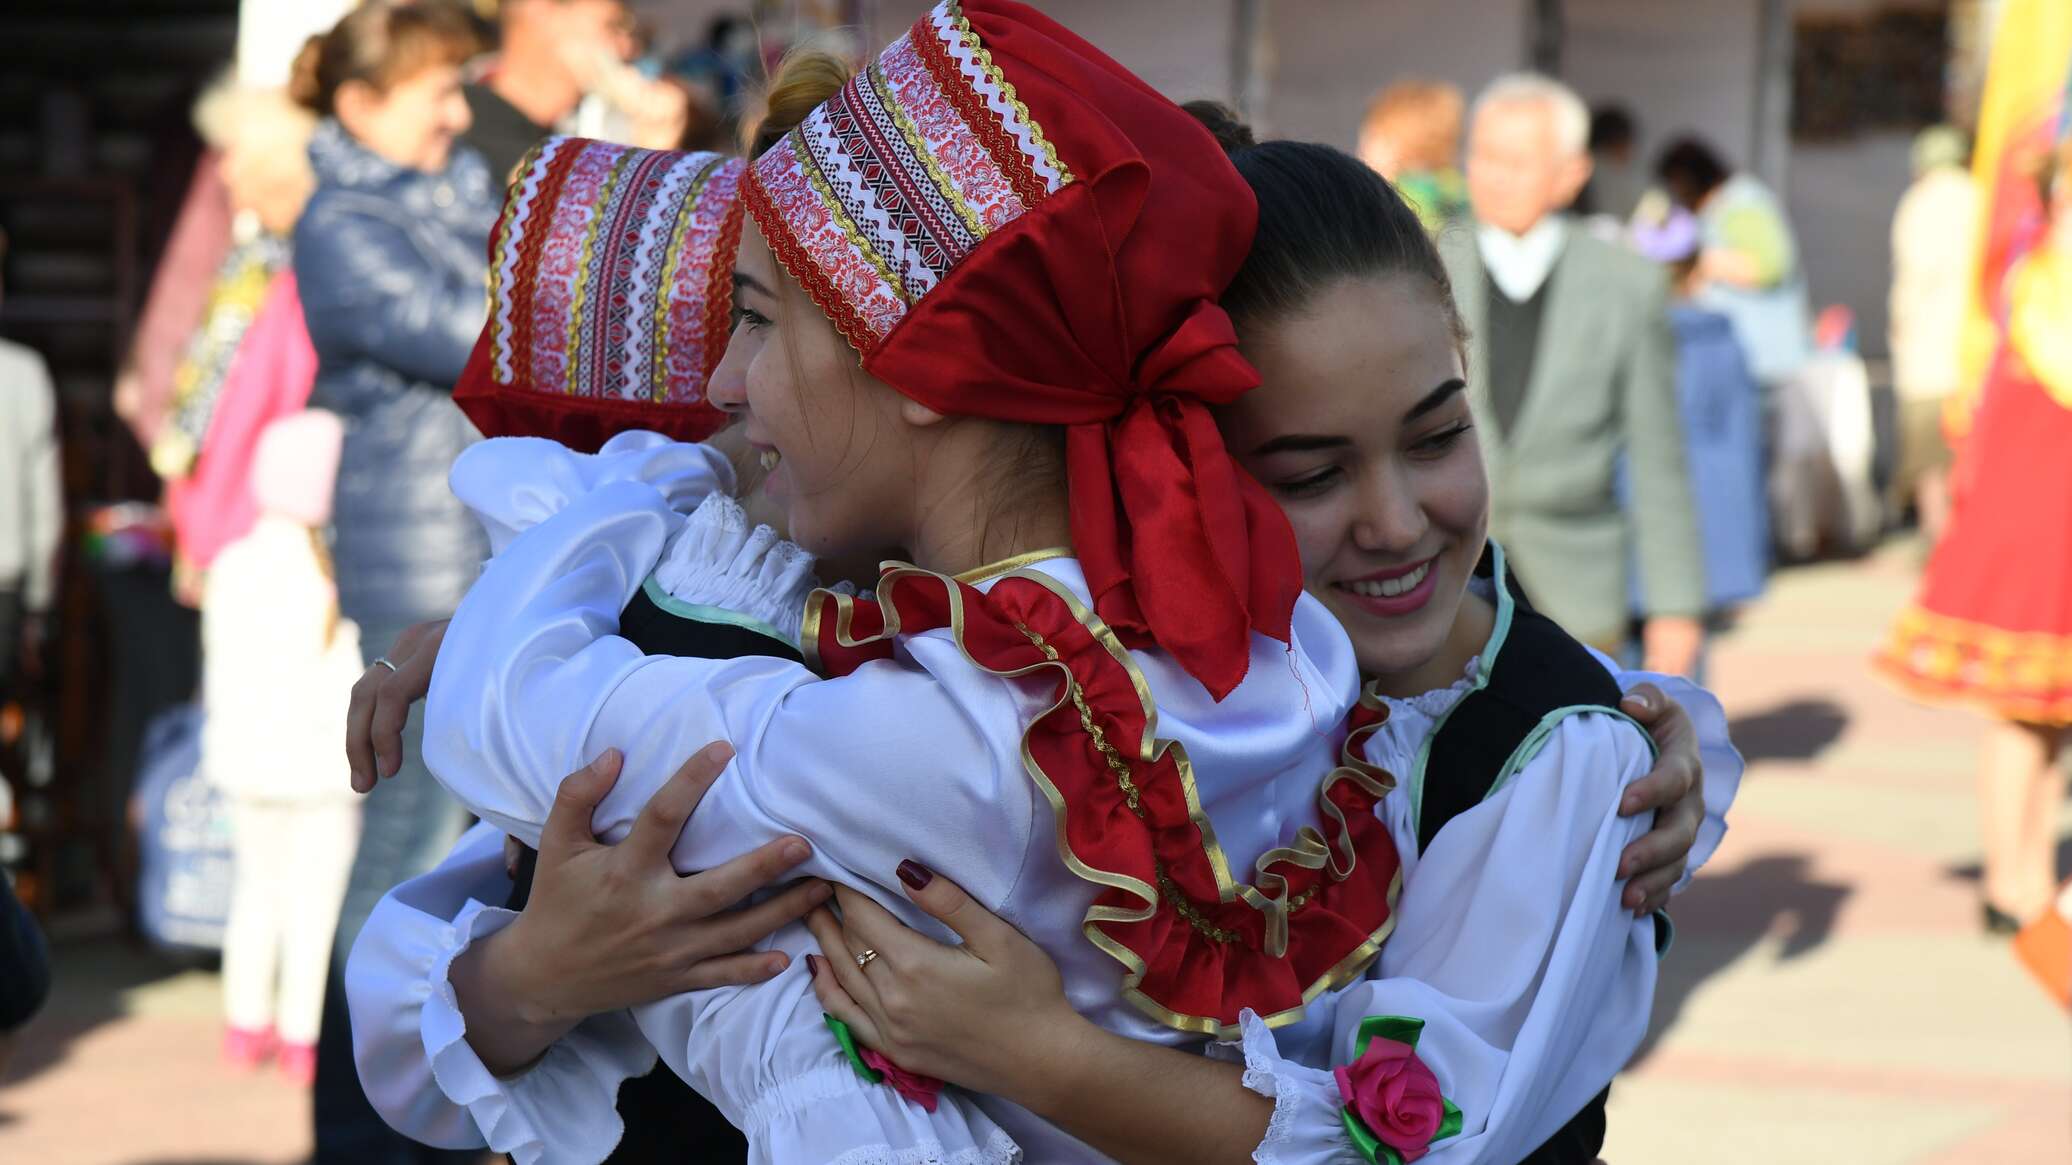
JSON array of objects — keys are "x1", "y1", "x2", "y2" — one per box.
[{"x1": 344, "y1": 433, "x2": 1741, "y2": 1165}]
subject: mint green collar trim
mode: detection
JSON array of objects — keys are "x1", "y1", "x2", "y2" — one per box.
[
  {"x1": 639, "y1": 575, "x2": 798, "y2": 649},
  {"x1": 1405, "y1": 543, "x2": 1517, "y2": 834}
]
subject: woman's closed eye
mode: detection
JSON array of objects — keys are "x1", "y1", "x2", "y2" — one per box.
[
  {"x1": 731, "y1": 304, "x2": 773, "y2": 333},
  {"x1": 1272, "y1": 464, "x2": 1344, "y2": 499},
  {"x1": 1409, "y1": 421, "x2": 1472, "y2": 459}
]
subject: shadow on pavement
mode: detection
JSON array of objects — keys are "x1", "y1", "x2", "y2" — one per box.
[
  {"x1": 1728, "y1": 698, "x2": 1849, "y2": 764},
  {"x1": 1, "y1": 935, "x2": 206, "y2": 1089},
  {"x1": 1943, "y1": 836, "x2": 2072, "y2": 891},
  {"x1": 1632, "y1": 852, "x2": 1852, "y2": 1064}
]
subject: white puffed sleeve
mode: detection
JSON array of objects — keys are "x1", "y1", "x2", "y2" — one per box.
[
  {"x1": 449, "y1": 430, "x2": 733, "y2": 555},
  {"x1": 414, "y1": 477, "x2": 1030, "y2": 1163},
  {"x1": 343, "y1": 823, "x2": 655, "y2": 1162},
  {"x1": 1239, "y1": 712, "x2": 1659, "y2": 1165},
  {"x1": 1600, "y1": 660, "x2": 1744, "y2": 888}
]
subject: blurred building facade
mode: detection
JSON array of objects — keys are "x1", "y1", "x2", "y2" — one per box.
[{"x1": 644, "y1": 0, "x2": 1986, "y2": 366}]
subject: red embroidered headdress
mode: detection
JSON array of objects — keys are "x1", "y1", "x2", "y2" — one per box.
[
  {"x1": 455, "y1": 137, "x2": 746, "y2": 452},
  {"x1": 744, "y1": 0, "x2": 1301, "y2": 699}
]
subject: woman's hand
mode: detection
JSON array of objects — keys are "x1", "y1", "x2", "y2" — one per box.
[
  {"x1": 1614, "y1": 683, "x2": 1707, "y2": 915},
  {"x1": 802, "y1": 863, "x2": 1088, "y2": 1106},
  {"x1": 451, "y1": 744, "x2": 832, "y2": 1073},
  {"x1": 804, "y1": 866, "x2": 1274, "y2": 1164},
  {"x1": 346, "y1": 617, "x2": 448, "y2": 792}
]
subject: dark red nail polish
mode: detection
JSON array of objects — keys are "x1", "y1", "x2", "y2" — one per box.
[
  {"x1": 806, "y1": 954, "x2": 822, "y2": 977},
  {"x1": 897, "y1": 859, "x2": 934, "y2": 891}
]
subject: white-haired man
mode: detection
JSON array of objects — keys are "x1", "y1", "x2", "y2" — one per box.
[{"x1": 1443, "y1": 73, "x2": 1706, "y2": 676}]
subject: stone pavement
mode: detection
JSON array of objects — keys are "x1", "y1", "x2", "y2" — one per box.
[
  {"x1": 0, "y1": 538, "x2": 2064, "y2": 1164},
  {"x1": 1603, "y1": 538, "x2": 2072, "y2": 1164}
]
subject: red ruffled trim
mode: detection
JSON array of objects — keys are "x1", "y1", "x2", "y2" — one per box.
[{"x1": 805, "y1": 566, "x2": 1402, "y2": 1035}]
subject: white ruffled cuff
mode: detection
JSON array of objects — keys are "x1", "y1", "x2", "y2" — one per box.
[
  {"x1": 649, "y1": 492, "x2": 819, "y2": 645},
  {"x1": 1235, "y1": 1010, "x2": 1363, "y2": 1165},
  {"x1": 1628, "y1": 673, "x2": 1742, "y2": 893},
  {"x1": 739, "y1": 1061, "x2": 1021, "y2": 1165},
  {"x1": 421, "y1": 900, "x2": 657, "y2": 1165}
]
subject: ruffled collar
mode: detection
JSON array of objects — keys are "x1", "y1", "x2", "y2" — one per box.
[
  {"x1": 649, "y1": 492, "x2": 823, "y2": 644},
  {"x1": 803, "y1": 560, "x2": 1401, "y2": 1037}
]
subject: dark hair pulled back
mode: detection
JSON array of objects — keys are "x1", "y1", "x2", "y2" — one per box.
[
  {"x1": 1183, "y1": 102, "x2": 1466, "y2": 350},
  {"x1": 289, "y1": 0, "x2": 484, "y2": 117}
]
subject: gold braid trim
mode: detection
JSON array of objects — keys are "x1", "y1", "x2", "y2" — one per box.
[
  {"x1": 943, "y1": 0, "x2": 1073, "y2": 186},
  {"x1": 1016, "y1": 621, "x2": 1143, "y2": 814},
  {"x1": 792, "y1": 126, "x2": 912, "y2": 308},
  {"x1": 799, "y1": 563, "x2": 1402, "y2": 1037},
  {"x1": 650, "y1": 154, "x2": 723, "y2": 403},
  {"x1": 565, "y1": 148, "x2": 636, "y2": 395}
]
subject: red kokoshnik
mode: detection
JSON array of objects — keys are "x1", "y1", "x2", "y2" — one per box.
[
  {"x1": 744, "y1": 0, "x2": 1301, "y2": 701},
  {"x1": 455, "y1": 138, "x2": 746, "y2": 452}
]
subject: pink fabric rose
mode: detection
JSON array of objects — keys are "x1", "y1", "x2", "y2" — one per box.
[
  {"x1": 1333, "y1": 1036, "x2": 1445, "y2": 1162},
  {"x1": 859, "y1": 1047, "x2": 945, "y2": 1113}
]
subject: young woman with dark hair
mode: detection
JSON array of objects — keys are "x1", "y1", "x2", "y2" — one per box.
[{"x1": 795, "y1": 111, "x2": 1740, "y2": 1165}]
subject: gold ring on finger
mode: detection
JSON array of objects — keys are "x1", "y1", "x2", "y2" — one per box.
[{"x1": 854, "y1": 949, "x2": 879, "y2": 970}]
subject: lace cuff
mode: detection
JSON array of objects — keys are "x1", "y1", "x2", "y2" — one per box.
[
  {"x1": 738, "y1": 1061, "x2": 1021, "y2": 1165},
  {"x1": 649, "y1": 492, "x2": 819, "y2": 644},
  {"x1": 421, "y1": 900, "x2": 657, "y2": 1165},
  {"x1": 1236, "y1": 1010, "x2": 1364, "y2": 1165}
]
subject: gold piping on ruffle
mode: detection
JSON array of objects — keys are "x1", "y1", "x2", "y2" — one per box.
[{"x1": 800, "y1": 562, "x2": 1402, "y2": 1037}]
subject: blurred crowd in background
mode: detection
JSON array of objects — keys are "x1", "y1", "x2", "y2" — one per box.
[{"x1": 0, "y1": 1, "x2": 2066, "y2": 1162}]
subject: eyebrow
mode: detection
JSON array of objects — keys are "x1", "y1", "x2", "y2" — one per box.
[
  {"x1": 1406, "y1": 378, "x2": 1468, "y2": 421},
  {"x1": 732, "y1": 270, "x2": 776, "y2": 299},
  {"x1": 1250, "y1": 433, "x2": 1353, "y2": 457}
]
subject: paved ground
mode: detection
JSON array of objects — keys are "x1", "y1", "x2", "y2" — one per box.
[
  {"x1": 0, "y1": 537, "x2": 2064, "y2": 1164},
  {"x1": 1602, "y1": 539, "x2": 2072, "y2": 1164}
]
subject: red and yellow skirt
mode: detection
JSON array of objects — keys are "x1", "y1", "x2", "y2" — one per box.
[{"x1": 1876, "y1": 344, "x2": 2072, "y2": 725}]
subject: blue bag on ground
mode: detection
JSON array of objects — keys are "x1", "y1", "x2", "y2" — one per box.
[{"x1": 132, "y1": 704, "x2": 233, "y2": 953}]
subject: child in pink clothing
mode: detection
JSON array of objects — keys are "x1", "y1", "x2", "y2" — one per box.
[{"x1": 203, "y1": 410, "x2": 364, "y2": 1085}]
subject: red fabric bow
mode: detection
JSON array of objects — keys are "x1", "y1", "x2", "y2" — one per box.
[
  {"x1": 757, "y1": 0, "x2": 1304, "y2": 699},
  {"x1": 1067, "y1": 302, "x2": 1299, "y2": 698}
]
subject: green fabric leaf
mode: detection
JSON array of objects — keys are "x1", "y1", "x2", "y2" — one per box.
[
  {"x1": 822, "y1": 1014, "x2": 883, "y2": 1084},
  {"x1": 1434, "y1": 1097, "x2": 1464, "y2": 1143},
  {"x1": 1339, "y1": 1108, "x2": 1404, "y2": 1165},
  {"x1": 1353, "y1": 1014, "x2": 1428, "y2": 1057}
]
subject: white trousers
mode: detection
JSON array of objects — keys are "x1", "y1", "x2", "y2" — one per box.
[{"x1": 221, "y1": 798, "x2": 362, "y2": 1045}]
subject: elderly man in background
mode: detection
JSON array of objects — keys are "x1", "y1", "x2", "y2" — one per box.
[{"x1": 1442, "y1": 74, "x2": 1707, "y2": 676}]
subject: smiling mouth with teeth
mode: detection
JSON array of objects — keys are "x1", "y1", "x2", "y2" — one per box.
[
  {"x1": 1340, "y1": 560, "x2": 1431, "y2": 598},
  {"x1": 758, "y1": 449, "x2": 781, "y2": 471}
]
